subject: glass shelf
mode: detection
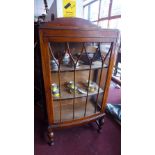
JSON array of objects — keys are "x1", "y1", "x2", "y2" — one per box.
[
  {"x1": 51, "y1": 61, "x2": 108, "y2": 72},
  {"x1": 52, "y1": 84, "x2": 104, "y2": 101}
]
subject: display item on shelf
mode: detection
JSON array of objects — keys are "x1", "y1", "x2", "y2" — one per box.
[
  {"x1": 51, "y1": 83, "x2": 60, "y2": 97},
  {"x1": 68, "y1": 60, "x2": 80, "y2": 68},
  {"x1": 79, "y1": 50, "x2": 102, "y2": 65},
  {"x1": 62, "y1": 51, "x2": 70, "y2": 65},
  {"x1": 65, "y1": 81, "x2": 78, "y2": 94},
  {"x1": 84, "y1": 80, "x2": 97, "y2": 92},
  {"x1": 77, "y1": 87, "x2": 87, "y2": 94},
  {"x1": 50, "y1": 59, "x2": 59, "y2": 70},
  {"x1": 65, "y1": 81, "x2": 97, "y2": 94},
  {"x1": 65, "y1": 81, "x2": 87, "y2": 94}
]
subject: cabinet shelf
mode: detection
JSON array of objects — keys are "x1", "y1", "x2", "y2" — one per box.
[
  {"x1": 53, "y1": 100, "x2": 100, "y2": 123},
  {"x1": 53, "y1": 84, "x2": 104, "y2": 101},
  {"x1": 51, "y1": 61, "x2": 108, "y2": 72}
]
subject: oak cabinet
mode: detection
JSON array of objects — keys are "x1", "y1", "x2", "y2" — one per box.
[{"x1": 39, "y1": 18, "x2": 119, "y2": 145}]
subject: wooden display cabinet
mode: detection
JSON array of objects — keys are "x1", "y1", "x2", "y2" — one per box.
[{"x1": 39, "y1": 18, "x2": 120, "y2": 145}]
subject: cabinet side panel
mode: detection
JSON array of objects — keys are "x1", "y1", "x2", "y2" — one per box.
[
  {"x1": 101, "y1": 42, "x2": 117, "y2": 112},
  {"x1": 39, "y1": 31, "x2": 54, "y2": 124}
]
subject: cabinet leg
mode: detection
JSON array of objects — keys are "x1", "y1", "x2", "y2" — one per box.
[
  {"x1": 47, "y1": 126, "x2": 54, "y2": 146},
  {"x1": 96, "y1": 116, "x2": 104, "y2": 133}
]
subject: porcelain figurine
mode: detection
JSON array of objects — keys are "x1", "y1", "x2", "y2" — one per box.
[
  {"x1": 50, "y1": 59, "x2": 59, "y2": 70},
  {"x1": 62, "y1": 50, "x2": 70, "y2": 65}
]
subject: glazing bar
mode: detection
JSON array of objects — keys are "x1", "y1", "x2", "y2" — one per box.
[{"x1": 95, "y1": 43, "x2": 112, "y2": 112}]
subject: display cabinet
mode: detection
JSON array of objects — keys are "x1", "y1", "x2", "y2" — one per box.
[{"x1": 39, "y1": 18, "x2": 120, "y2": 145}]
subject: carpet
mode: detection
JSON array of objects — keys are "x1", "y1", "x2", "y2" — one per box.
[{"x1": 34, "y1": 86, "x2": 121, "y2": 155}]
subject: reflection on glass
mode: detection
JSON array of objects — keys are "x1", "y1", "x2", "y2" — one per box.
[
  {"x1": 83, "y1": 0, "x2": 95, "y2": 6},
  {"x1": 90, "y1": 1, "x2": 99, "y2": 21},
  {"x1": 84, "y1": 5, "x2": 89, "y2": 20},
  {"x1": 109, "y1": 18, "x2": 121, "y2": 30},
  {"x1": 111, "y1": 0, "x2": 121, "y2": 16},
  {"x1": 98, "y1": 20, "x2": 108, "y2": 28},
  {"x1": 100, "y1": 0, "x2": 110, "y2": 18},
  {"x1": 100, "y1": 43, "x2": 111, "y2": 62},
  {"x1": 93, "y1": 21, "x2": 98, "y2": 25}
]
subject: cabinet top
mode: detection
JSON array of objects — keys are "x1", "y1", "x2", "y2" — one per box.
[
  {"x1": 39, "y1": 18, "x2": 120, "y2": 43},
  {"x1": 39, "y1": 17, "x2": 118, "y2": 32}
]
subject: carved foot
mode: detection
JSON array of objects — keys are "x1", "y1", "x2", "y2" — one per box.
[
  {"x1": 96, "y1": 117, "x2": 104, "y2": 133},
  {"x1": 48, "y1": 127, "x2": 54, "y2": 146}
]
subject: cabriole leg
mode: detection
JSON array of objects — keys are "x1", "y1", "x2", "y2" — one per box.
[
  {"x1": 47, "y1": 126, "x2": 54, "y2": 146},
  {"x1": 96, "y1": 116, "x2": 105, "y2": 133}
]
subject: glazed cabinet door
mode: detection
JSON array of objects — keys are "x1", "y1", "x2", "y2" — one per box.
[{"x1": 43, "y1": 41, "x2": 115, "y2": 124}]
